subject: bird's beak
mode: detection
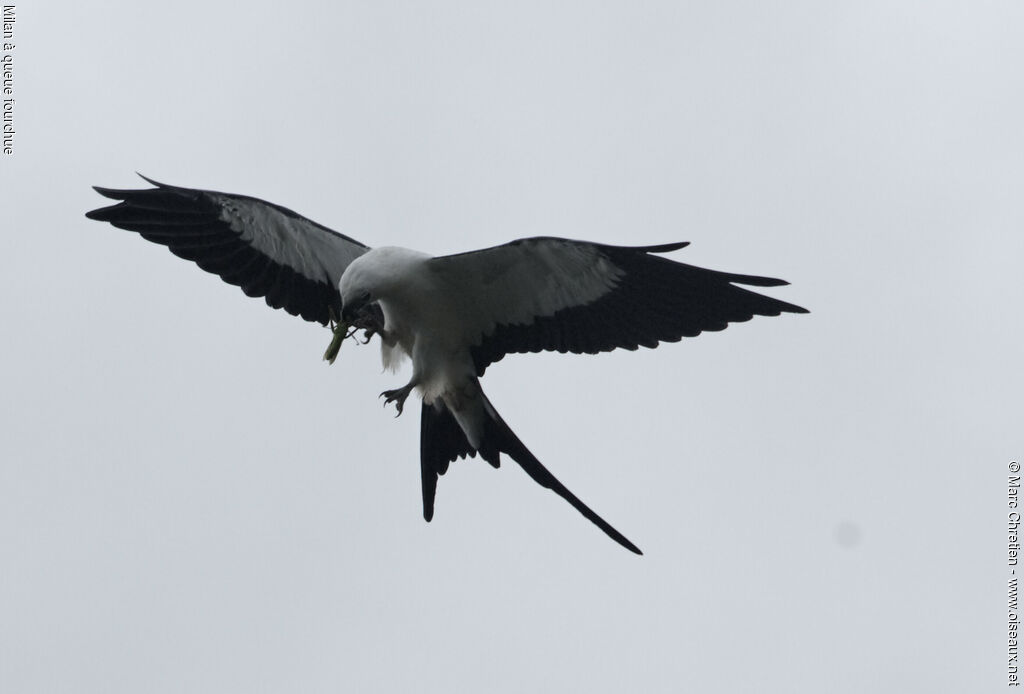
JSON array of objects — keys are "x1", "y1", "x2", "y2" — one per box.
[{"x1": 341, "y1": 291, "x2": 373, "y2": 324}]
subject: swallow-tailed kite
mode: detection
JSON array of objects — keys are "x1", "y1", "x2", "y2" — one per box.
[{"x1": 86, "y1": 175, "x2": 808, "y2": 554}]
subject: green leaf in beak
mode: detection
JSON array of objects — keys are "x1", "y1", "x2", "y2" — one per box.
[{"x1": 323, "y1": 307, "x2": 349, "y2": 365}]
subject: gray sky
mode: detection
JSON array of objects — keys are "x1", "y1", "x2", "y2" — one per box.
[{"x1": 2, "y1": 1, "x2": 1020, "y2": 691}]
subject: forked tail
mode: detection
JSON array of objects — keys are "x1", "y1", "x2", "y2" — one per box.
[{"x1": 420, "y1": 390, "x2": 643, "y2": 555}]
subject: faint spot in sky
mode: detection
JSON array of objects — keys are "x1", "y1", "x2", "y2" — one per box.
[{"x1": 834, "y1": 520, "x2": 863, "y2": 549}]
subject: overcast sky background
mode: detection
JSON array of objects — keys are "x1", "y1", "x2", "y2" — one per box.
[{"x1": 1, "y1": 1, "x2": 1021, "y2": 691}]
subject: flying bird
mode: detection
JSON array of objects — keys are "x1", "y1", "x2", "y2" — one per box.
[{"x1": 86, "y1": 175, "x2": 808, "y2": 555}]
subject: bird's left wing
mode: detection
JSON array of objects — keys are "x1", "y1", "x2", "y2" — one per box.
[
  {"x1": 428, "y1": 236, "x2": 808, "y2": 375},
  {"x1": 86, "y1": 175, "x2": 370, "y2": 325}
]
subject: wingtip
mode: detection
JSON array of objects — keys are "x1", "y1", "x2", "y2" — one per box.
[
  {"x1": 88, "y1": 174, "x2": 167, "y2": 206},
  {"x1": 91, "y1": 185, "x2": 129, "y2": 201},
  {"x1": 739, "y1": 276, "x2": 790, "y2": 287},
  {"x1": 135, "y1": 172, "x2": 165, "y2": 188},
  {"x1": 86, "y1": 186, "x2": 126, "y2": 219},
  {"x1": 643, "y1": 241, "x2": 690, "y2": 254}
]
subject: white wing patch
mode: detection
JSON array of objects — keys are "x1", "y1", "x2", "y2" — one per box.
[
  {"x1": 430, "y1": 238, "x2": 624, "y2": 347},
  {"x1": 214, "y1": 194, "x2": 364, "y2": 286}
]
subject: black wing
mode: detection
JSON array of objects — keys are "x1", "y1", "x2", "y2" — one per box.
[
  {"x1": 428, "y1": 237, "x2": 808, "y2": 375},
  {"x1": 86, "y1": 175, "x2": 369, "y2": 325}
]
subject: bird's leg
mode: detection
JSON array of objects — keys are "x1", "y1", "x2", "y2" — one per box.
[{"x1": 380, "y1": 382, "x2": 416, "y2": 417}]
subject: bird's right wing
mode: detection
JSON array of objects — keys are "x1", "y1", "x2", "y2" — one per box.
[
  {"x1": 86, "y1": 175, "x2": 370, "y2": 325},
  {"x1": 428, "y1": 236, "x2": 808, "y2": 375}
]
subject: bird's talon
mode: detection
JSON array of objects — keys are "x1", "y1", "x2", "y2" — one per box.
[{"x1": 380, "y1": 386, "x2": 412, "y2": 416}]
